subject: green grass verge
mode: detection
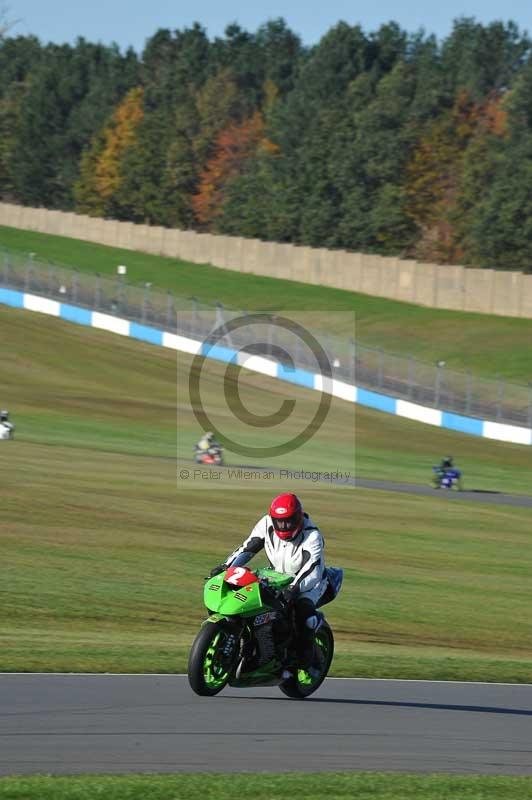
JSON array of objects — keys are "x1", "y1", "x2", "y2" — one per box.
[
  {"x1": 3, "y1": 438, "x2": 532, "y2": 680},
  {"x1": 1, "y1": 308, "x2": 532, "y2": 680},
  {"x1": 2, "y1": 773, "x2": 532, "y2": 799},
  {"x1": 2, "y1": 225, "x2": 532, "y2": 381},
  {"x1": 2, "y1": 307, "x2": 531, "y2": 493}
]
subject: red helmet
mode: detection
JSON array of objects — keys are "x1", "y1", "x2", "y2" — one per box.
[{"x1": 269, "y1": 493, "x2": 303, "y2": 540}]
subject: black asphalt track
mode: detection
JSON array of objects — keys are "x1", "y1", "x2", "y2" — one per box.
[
  {"x1": 353, "y1": 477, "x2": 532, "y2": 508},
  {"x1": 185, "y1": 459, "x2": 532, "y2": 508},
  {"x1": 2, "y1": 675, "x2": 532, "y2": 776}
]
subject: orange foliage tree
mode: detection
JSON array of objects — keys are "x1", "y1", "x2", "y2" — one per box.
[
  {"x1": 75, "y1": 86, "x2": 144, "y2": 215},
  {"x1": 192, "y1": 111, "x2": 277, "y2": 226},
  {"x1": 404, "y1": 90, "x2": 508, "y2": 262}
]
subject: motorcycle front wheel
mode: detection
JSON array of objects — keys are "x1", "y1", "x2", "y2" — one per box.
[
  {"x1": 188, "y1": 621, "x2": 238, "y2": 696},
  {"x1": 279, "y1": 621, "x2": 334, "y2": 699}
]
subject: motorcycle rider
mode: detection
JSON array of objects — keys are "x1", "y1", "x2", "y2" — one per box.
[
  {"x1": 0, "y1": 410, "x2": 14, "y2": 440},
  {"x1": 209, "y1": 493, "x2": 328, "y2": 673},
  {"x1": 433, "y1": 455, "x2": 462, "y2": 489},
  {"x1": 440, "y1": 455, "x2": 454, "y2": 471},
  {"x1": 195, "y1": 431, "x2": 222, "y2": 462}
]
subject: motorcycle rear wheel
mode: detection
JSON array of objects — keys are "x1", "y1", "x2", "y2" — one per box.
[
  {"x1": 188, "y1": 621, "x2": 237, "y2": 696},
  {"x1": 279, "y1": 621, "x2": 334, "y2": 699}
]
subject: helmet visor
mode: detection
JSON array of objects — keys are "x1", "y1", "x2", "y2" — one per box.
[{"x1": 272, "y1": 512, "x2": 301, "y2": 533}]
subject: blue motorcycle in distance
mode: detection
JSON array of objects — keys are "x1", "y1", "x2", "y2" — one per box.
[{"x1": 432, "y1": 466, "x2": 463, "y2": 491}]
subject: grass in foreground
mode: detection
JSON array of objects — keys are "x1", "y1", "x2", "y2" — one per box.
[
  {"x1": 2, "y1": 439, "x2": 532, "y2": 681},
  {"x1": 2, "y1": 773, "x2": 532, "y2": 800},
  {"x1": 1, "y1": 307, "x2": 532, "y2": 680},
  {"x1": 2, "y1": 225, "x2": 532, "y2": 381}
]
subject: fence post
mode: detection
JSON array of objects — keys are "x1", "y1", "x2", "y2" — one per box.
[
  {"x1": 434, "y1": 363, "x2": 443, "y2": 408},
  {"x1": 377, "y1": 347, "x2": 384, "y2": 389},
  {"x1": 3, "y1": 248, "x2": 9, "y2": 286},
  {"x1": 72, "y1": 270, "x2": 78, "y2": 305},
  {"x1": 94, "y1": 273, "x2": 101, "y2": 310},
  {"x1": 267, "y1": 314, "x2": 274, "y2": 358},
  {"x1": 190, "y1": 296, "x2": 198, "y2": 337},
  {"x1": 351, "y1": 339, "x2": 356, "y2": 384},
  {"x1": 142, "y1": 283, "x2": 152, "y2": 325},
  {"x1": 407, "y1": 355, "x2": 414, "y2": 400},
  {"x1": 466, "y1": 370, "x2": 473, "y2": 415},
  {"x1": 448, "y1": 388, "x2": 455, "y2": 412},
  {"x1": 25, "y1": 252, "x2": 35, "y2": 292},
  {"x1": 215, "y1": 301, "x2": 224, "y2": 329},
  {"x1": 117, "y1": 273, "x2": 125, "y2": 314},
  {"x1": 295, "y1": 327, "x2": 303, "y2": 367},
  {"x1": 166, "y1": 291, "x2": 174, "y2": 331},
  {"x1": 215, "y1": 301, "x2": 232, "y2": 346},
  {"x1": 496, "y1": 376, "x2": 505, "y2": 422},
  {"x1": 48, "y1": 263, "x2": 55, "y2": 297}
]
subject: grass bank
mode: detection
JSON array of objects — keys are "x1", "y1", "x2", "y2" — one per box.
[
  {"x1": 2, "y1": 439, "x2": 532, "y2": 680},
  {"x1": 1, "y1": 308, "x2": 532, "y2": 680},
  {"x1": 2, "y1": 307, "x2": 531, "y2": 493},
  {"x1": 2, "y1": 225, "x2": 532, "y2": 381}
]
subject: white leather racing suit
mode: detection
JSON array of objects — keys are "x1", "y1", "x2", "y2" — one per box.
[
  {"x1": 0, "y1": 421, "x2": 14, "y2": 440},
  {"x1": 224, "y1": 512, "x2": 328, "y2": 605}
]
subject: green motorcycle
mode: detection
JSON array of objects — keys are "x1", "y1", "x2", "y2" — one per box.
[{"x1": 188, "y1": 565, "x2": 342, "y2": 700}]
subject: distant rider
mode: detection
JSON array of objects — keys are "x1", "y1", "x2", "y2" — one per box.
[
  {"x1": 209, "y1": 493, "x2": 329, "y2": 672},
  {"x1": 439, "y1": 455, "x2": 454, "y2": 472},
  {"x1": 0, "y1": 409, "x2": 14, "y2": 440},
  {"x1": 195, "y1": 431, "x2": 222, "y2": 462},
  {"x1": 433, "y1": 454, "x2": 463, "y2": 490}
]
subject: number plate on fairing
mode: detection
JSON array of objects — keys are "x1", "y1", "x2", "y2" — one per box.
[{"x1": 224, "y1": 566, "x2": 260, "y2": 586}]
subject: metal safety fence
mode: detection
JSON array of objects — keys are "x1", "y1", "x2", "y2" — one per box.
[{"x1": 2, "y1": 248, "x2": 531, "y2": 428}]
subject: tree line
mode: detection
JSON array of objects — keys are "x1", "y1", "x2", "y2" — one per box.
[{"x1": 2, "y1": 18, "x2": 532, "y2": 271}]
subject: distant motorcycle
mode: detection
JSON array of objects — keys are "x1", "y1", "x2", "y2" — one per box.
[
  {"x1": 195, "y1": 446, "x2": 223, "y2": 466},
  {"x1": 432, "y1": 466, "x2": 463, "y2": 491},
  {"x1": 0, "y1": 410, "x2": 14, "y2": 441}
]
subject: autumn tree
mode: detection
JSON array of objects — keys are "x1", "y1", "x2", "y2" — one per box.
[
  {"x1": 404, "y1": 92, "x2": 479, "y2": 261},
  {"x1": 3, "y1": 17, "x2": 532, "y2": 269},
  {"x1": 192, "y1": 111, "x2": 276, "y2": 226},
  {"x1": 75, "y1": 86, "x2": 144, "y2": 216},
  {"x1": 0, "y1": 35, "x2": 41, "y2": 200},
  {"x1": 455, "y1": 64, "x2": 532, "y2": 270},
  {"x1": 110, "y1": 24, "x2": 212, "y2": 226},
  {"x1": 9, "y1": 39, "x2": 138, "y2": 208}
]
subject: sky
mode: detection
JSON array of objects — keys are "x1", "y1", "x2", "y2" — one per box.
[{"x1": 5, "y1": 0, "x2": 532, "y2": 52}]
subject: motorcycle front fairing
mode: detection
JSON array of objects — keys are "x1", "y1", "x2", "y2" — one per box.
[
  {"x1": 201, "y1": 567, "x2": 293, "y2": 687},
  {"x1": 203, "y1": 567, "x2": 291, "y2": 619}
]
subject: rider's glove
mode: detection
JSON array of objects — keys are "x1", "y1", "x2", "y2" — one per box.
[
  {"x1": 209, "y1": 564, "x2": 227, "y2": 578},
  {"x1": 282, "y1": 586, "x2": 297, "y2": 604}
]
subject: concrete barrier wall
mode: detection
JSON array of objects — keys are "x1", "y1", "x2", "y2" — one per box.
[
  {"x1": 1, "y1": 202, "x2": 532, "y2": 319},
  {"x1": 522, "y1": 274, "x2": 532, "y2": 318}
]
